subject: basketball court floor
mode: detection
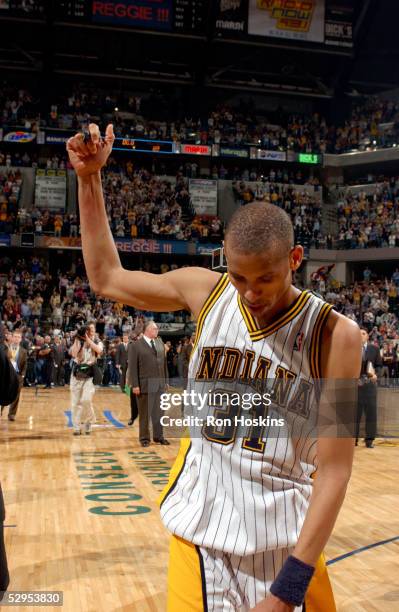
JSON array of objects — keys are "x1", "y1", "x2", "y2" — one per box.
[{"x1": 1, "y1": 387, "x2": 398, "y2": 611}]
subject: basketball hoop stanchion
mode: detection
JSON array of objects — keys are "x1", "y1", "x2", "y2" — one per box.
[{"x1": 211, "y1": 247, "x2": 227, "y2": 271}]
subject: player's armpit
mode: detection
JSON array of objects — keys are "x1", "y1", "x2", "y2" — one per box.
[{"x1": 97, "y1": 266, "x2": 221, "y2": 318}]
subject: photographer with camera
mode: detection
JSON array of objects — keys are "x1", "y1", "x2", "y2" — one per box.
[{"x1": 69, "y1": 322, "x2": 103, "y2": 435}]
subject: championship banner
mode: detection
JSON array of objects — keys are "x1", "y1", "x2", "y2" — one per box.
[
  {"x1": 248, "y1": 0, "x2": 325, "y2": 43},
  {"x1": 35, "y1": 170, "x2": 67, "y2": 210},
  {"x1": 189, "y1": 179, "x2": 218, "y2": 215}
]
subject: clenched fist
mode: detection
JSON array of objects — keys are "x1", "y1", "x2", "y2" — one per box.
[{"x1": 66, "y1": 123, "x2": 115, "y2": 178}]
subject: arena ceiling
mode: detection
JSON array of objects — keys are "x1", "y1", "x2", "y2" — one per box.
[{"x1": 0, "y1": 0, "x2": 398, "y2": 100}]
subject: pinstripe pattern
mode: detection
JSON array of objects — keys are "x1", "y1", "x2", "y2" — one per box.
[
  {"x1": 160, "y1": 282, "x2": 332, "y2": 561},
  {"x1": 199, "y1": 545, "x2": 304, "y2": 611}
]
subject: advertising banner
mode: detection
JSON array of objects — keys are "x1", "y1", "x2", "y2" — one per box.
[
  {"x1": 248, "y1": 0, "x2": 325, "y2": 43},
  {"x1": 189, "y1": 179, "x2": 218, "y2": 215},
  {"x1": 325, "y1": 1, "x2": 353, "y2": 47},
  {"x1": 46, "y1": 132, "x2": 73, "y2": 145},
  {"x1": 41, "y1": 236, "x2": 82, "y2": 249},
  {"x1": 181, "y1": 144, "x2": 212, "y2": 156},
  {"x1": 196, "y1": 243, "x2": 221, "y2": 255},
  {"x1": 249, "y1": 147, "x2": 287, "y2": 161},
  {"x1": 215, "y1": 0, "x2": 248, "y2": 37},
  {"x1": 114, "y1": 238, "x2": 190, "y2": 254},
  {"x1": 40, "y1": 236, "x2": 192, "y2": 254},
  {"x1": 3, "y1": 131, "x2": 36, "y2": 143},
  {"x1": 220, "y1": 146, "x2": 249, "y2": 158}
]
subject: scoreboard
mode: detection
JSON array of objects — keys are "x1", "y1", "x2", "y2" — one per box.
[
  {"x1": 0, "y1": 1, "x2": 44, "y2": 16},
  {"x1": 56, "y1": 0, "x2": 206, "y2": 35}
]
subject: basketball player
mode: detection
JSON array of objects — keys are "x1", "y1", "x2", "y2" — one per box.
[{"x1": 67, "y1": 124, "x2": 361, "y2": 611}]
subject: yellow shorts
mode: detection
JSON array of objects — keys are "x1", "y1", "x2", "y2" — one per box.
[{"x1": 167, "y1": 534, "x2": 336, "y2": 612}]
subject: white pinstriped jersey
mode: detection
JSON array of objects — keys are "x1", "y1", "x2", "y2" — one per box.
[{"x1": 160, "y1": 274, "x2": 332, "y2": 555}]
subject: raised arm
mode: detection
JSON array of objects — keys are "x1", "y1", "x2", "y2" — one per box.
[{"x1": 66, "y1": 124, "x2": 219, "y2": 318}]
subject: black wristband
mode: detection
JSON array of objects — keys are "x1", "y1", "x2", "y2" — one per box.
[{"x1": 270, "y1": 555, "x2": 315, "y2": 607}]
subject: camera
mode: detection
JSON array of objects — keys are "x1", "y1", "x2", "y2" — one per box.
[{"x1": 75, "y1": 323, "x2": 90, "y2": 341}]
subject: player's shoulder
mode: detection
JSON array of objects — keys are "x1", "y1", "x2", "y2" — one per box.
[
  {"x1": 321, "y1": 309, "x2": 362, "y2": 376},
  {"x1": 169, "y1": 267, "x2": 224, "y2": 319},
  {"x1": 324, "y1": 308, "x2": 360, "y2": 339},
  {"x1": 306, "y1": 291, "x2": 360, "y2": 340}
]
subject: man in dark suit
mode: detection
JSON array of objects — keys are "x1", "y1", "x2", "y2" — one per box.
[
  {"x1": 127, "y1": 321, "x2": 169, "y2": 447},
  {"x1": 40, "y1": 335, "x2": 54, "y2": 389},
  {"x1": 356, "y1": 328, "x2": 382, "y2": 448},
  {"x1": 115, "y1": 333, "x2": 129, "y2": 392},
  {"x1": 127, "y1": 333, "x2": 140, "y2": 427},
  {"x1": 52, "y1": 335, "x2": 65, "y2": 386},
  {"x1": 1, "y1": 330, "x2": 28, "y2": 421},
  {"x1": 0, "y1": 344, "x2": 19, "y2": 599}
]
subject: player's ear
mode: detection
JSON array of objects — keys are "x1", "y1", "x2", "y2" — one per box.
[{"x1": 290, "y1": 245, "x2": 303, "y2": 271}]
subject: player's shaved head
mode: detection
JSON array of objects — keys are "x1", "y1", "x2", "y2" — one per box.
[{"x1": 224, "y1": 203, "x2": 294, "y2": 256}]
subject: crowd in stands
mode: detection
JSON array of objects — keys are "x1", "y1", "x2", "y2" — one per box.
[
  {"x1": 312, "y1": 267, "x2": 399, "y2": 381},
  {"x1": 2, "y1": 254, "x2": 399, "y2": 385},
  {"x1": 102, "y1": 162, "x2": 222, "y2": 241},
  {"x1": 2, "y1": 84, "x2": 399, "y2": 153},
  {"x1": 0, "y1": 151, "x2": 68, "y2": 170},
  {"x1": 336, "y1": 179, "x2": 399, "y2": 248},
  {"x1": 0, "y1": 254, "x2": 195, "y2": 386},
  {"x1": 0, "y1": 163, "x2": 224, "y2": 242},
  {"x1": 233, "y1": 180, "x2": 323, "y2": 249},
  {"x1": 0, "y1": 158, "x2": 325, "y2": 250},
  {"x1": 0, "y1": 148, "x2": 318, "y2": 185},
  {"x1": 0, "y1": 168, "x2": 21, "y2": 235}
]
